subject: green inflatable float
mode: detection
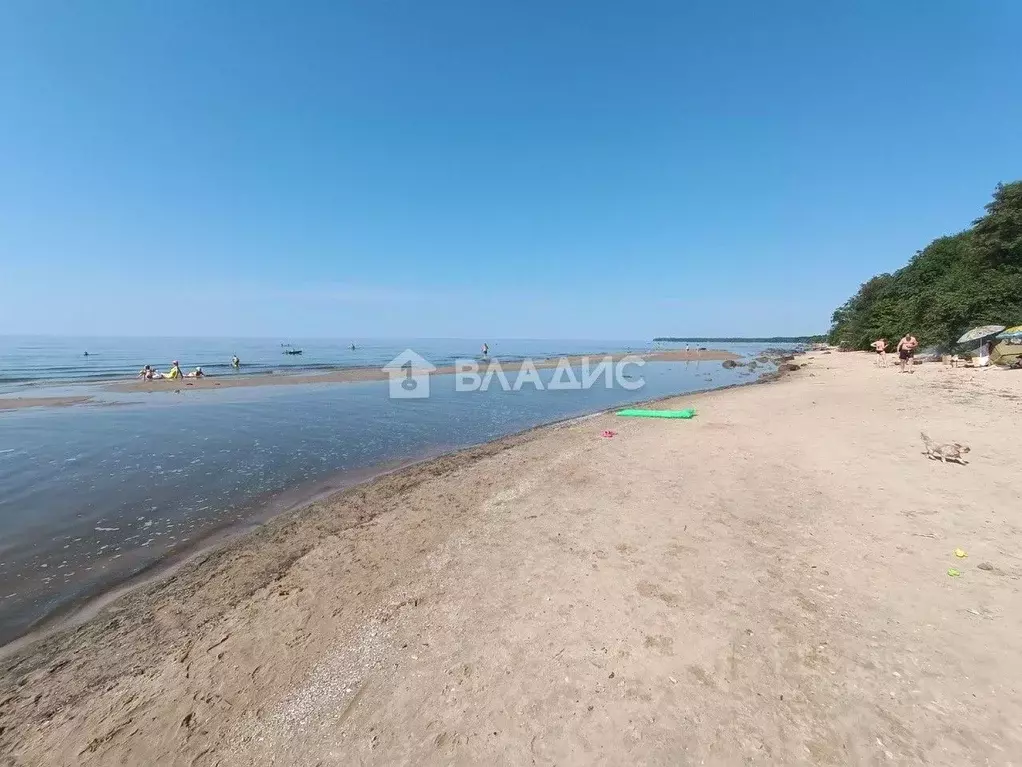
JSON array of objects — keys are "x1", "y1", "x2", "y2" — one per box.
[{"x1": 616, "y1": 408, "x2": 696, "y2": 419}]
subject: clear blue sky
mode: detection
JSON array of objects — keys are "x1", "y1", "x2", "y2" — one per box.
[{"x1": 2, "y1": 1, "x2": 1020, "y2": 339}]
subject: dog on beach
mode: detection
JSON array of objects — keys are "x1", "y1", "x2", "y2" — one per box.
[{"x1": 921, "y1": 432, "x2": 970, "y2": 465}]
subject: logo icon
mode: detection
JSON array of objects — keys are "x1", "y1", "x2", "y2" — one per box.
[{"x1": 382, "y1": 349, "x2": 437, "y2": 399}]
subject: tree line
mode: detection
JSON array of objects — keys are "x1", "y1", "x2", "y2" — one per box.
[{"x1": 829, "y1": 181, "x2": 1022, "y2": 351}]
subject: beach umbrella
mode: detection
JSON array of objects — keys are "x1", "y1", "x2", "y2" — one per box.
[
  {"x1": 995, "y1": 325, "x2": 1022, "y2": 340},
  {"x1": 991, "y1": 341, "x2": 1022, "y2": 365},
  {"x1": 957, "y1": 325, "x2": 1005, "y2": 344}
]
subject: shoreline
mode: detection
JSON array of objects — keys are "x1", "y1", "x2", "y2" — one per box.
[
  {"x1": 0, "y1": 449, "x2": 452, "y2": 659},
  {"x1": 0, "y1": 360, "x2": 785, "y2": 657}
]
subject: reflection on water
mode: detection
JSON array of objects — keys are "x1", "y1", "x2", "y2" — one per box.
[{"x1": 0, "y1": 355, "x2": 775, "y2": 643}]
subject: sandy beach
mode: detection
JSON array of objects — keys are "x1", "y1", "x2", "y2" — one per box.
[{"x1": 2, "y1": 350, "x2": 1020, "y2": 765}]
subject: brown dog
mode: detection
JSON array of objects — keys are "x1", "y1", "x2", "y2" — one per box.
[{"x1": 921, "y1": 432, "x2": 970, "y2": 465}]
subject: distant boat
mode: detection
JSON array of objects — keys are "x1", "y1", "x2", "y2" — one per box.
[{"x1": 283, "y1": 349, "x2": 303, "y2": 355}]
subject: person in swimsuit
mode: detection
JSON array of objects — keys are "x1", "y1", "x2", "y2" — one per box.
[
  {"x1": 231, "y1": 355, "x2": 240, "y2": 369},
  {"x1": 896, "y1": 334, "x2": 918, "y2": 373},
  {"x1": 481, "y1": 342, "x2": 489, "y2": 358},
  {"x1": 871, "y1": 338, "x2": 888, "y2": 367}
]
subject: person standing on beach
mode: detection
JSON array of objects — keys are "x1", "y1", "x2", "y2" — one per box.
[
  {"x1": 896, "y1": 334, "x2": 918, "y2": 373},
  {"x1": 871, "y1": 338, "x2": 888, "y2": 367}
]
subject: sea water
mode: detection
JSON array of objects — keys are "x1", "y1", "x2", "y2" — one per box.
[
  {"x1": 0, "y1": 336, "x2": 656, "y2": 391},
  {"x1": 0, "y1": 339, "x2": 790, "y2": 644}
]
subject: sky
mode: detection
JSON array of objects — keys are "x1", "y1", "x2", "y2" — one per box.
[{"x1": 1, "y1": 0, "x2": 1020, "y2": 340}]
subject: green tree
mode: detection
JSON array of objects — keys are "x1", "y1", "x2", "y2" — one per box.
[{"x1": 830, "y1": 182, "x2": 1022, "y2": 351}]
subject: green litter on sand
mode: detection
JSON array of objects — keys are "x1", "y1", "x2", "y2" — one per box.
[
  {"x1": 947, "y1": 568, "x2": 961, "y2": 577},
  {"x1": 616, "y1": 408, "x2": 696, "y2": 419}
]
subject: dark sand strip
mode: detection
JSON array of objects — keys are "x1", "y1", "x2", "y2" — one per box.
[{"x1": 0, "y1": 396, "x2": 94, "y2": 411}]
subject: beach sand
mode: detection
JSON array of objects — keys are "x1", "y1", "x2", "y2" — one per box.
[
  {"x1": 104, "y1": 350, "x2": 739, "y2": 394},
  {"x1": 3, "y1": 351, "x2": 1021, "y2": 765}
]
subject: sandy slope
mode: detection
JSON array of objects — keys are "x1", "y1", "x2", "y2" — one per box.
[{"x1": 2, "y1": 352, "x2": 1021, "y2": 765}]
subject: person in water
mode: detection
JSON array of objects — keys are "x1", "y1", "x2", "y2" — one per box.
[
  {"x1": 231, "y1": 355, "x2": 240, "y2": 368},
  {"x1": 137, "y1": 364, "x2": 154, "y2": 380},
  {"x1": 481, "y1": 342, "x2": 489, "y2": 357},
  {"x1": 167, "y1": 360, "x2": 183, "y2": 380},
  {"x1": 186, "y1": 367, "x2": 205, "y2": 378}
]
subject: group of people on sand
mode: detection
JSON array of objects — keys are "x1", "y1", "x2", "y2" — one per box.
[
  {"x1": 871, "y1": 334, "x2": 919, "y2": 373},
  {"x1": 136, "y1": 355, "x2": 240, "y2": 381},
  {"x1": 137, "y1": 360, "x2": 203, "y2": 381}
]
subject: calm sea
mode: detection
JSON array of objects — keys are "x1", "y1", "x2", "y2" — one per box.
[
  {"x1": 0, "y1": 337, "x2": 793, "y2": 645},
  {"x1": 0, "y1": 336, "x2": 656, "y2": 392}
]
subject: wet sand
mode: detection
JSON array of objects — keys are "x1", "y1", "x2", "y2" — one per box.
[
  {"x1": 7, "y1": 351, "x2": 1017, "y2": 765},
  {"x1": 0, "y1": 395, "x2": 94, "y2": 411},
  {"x1": 105, "y1": 350, "x2": 739, "y2": 394}
]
